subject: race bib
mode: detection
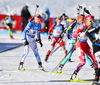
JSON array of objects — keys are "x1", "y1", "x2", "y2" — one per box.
[
  {"x1": 6, "y1": 20, "x2": 12, "y2": 24},
  {"x1": 53, "y1": 30, "x2": 62, "y2": 35},
  {"x1": 30, "y1": 30, "x2": 37, "y2": 35}
]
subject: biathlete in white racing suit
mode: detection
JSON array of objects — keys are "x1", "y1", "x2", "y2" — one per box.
[{"x1": 18, "y1": 14, "x2": 44, "y2": 71}]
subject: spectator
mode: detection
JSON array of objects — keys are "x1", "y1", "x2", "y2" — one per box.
[
  {"x1": 42, "y1": 7, "x2": 50, "y2": 33},
  {"x1": 21, "y1": 5, "x2": 31, "y2": 32}
]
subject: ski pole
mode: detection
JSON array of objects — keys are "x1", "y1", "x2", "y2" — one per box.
[
  {"x1": 50, "y1": 25, "x2": 91, "y2": 75},
  {"x1": 0, "y1": 40, "x2": 37, "y2": 53},
  {"x1": 49, "y1": 45, "x2": 60, "y2": 56},
  {"x1": 30, "y1": 4, "x2": 39, "y2": 22},
  {"x1": 50, "y1": 34, "x2": 66, "y2": 56},
  {"x1": 78, "y1": 4, "x2": 82, "y2": 15}
]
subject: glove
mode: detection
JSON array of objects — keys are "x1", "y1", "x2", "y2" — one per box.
[
  {"x1": 60, "y1": 33, "x2": 64, "y2": 38},
  {"x1": 67, "y1": 34, "x2": 70, "y2": 39},
  {"x1": 64, "y1": 29, "x2": 66, "y2": 33},
  {"x1": 79, "y1": 32, "x2": 85, "y2": 37},
  {"x1": 24, "y1": 41, "x2": 29, "y2": 46},
  {"x1": 84, "y1": 8, "x2": 91, "y2": 14},
  {"x1": 48, "y1": 35, "x2": 51, "y2": 41},
  {"x1": 95, "y1": 39, "x2": 100, "y2": 44},
  {"x1": 35, "y1": 38, "x2": 43, "y2": 47},
  {"x1": 35, "y1": 38, "x2": 40, "y2": 41},
  {"x1": 39, "y1": 41, "x2": 43, "y2": 47}
]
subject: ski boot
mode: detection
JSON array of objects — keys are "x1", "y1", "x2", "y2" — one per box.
[
  {"x1": 38, "y1": 65, "x2": 44, "y2": 71},
  {"x1": 45, "y1": 55, "x2": 49, "y2": 62},
  {"x1": 10, "y1": 35, "x2": 14, "y2": 39},
  {"x1": 38, "y1": 62, "x2": 44, "y2": 71},
  {"x1": 92, "y1": 81, "x2": 99, "y2": 85},
  {"x1": 70, "y1": 71, "x2": 77, "y2": 80},
  {"x1": 57, "y1": 64, "x2": 64, "y2": 73},
  {"x1": 90, "y1": 64, "x2": 96, "y2": 75},
  {"x1": 18, "y1": 62, "x2": 25, "y2": 70},
  {"x1": 68, "y1": 58, "x2": 71, "y2": 62},
  {"x1": 92, "y1": 68, "x2": 100, "y2": 85}
]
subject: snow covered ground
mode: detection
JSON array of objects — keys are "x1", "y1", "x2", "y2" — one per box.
[
  {"x1": 0, "y1": 0, "x2": 100, "y2": 19},
  {"x1": 0, "y1": 32, "x2": 97, "y2": 85}
]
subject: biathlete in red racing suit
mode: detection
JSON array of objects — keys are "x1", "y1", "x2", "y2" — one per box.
[
  {"x1": 45, "y1": 17, "x2": 67, "y2": 62},
  {"x1": 70, "y1": 14, "x2": 98, "y2": 80}
]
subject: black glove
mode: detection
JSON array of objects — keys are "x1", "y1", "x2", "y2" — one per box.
[
  {"x1": 35, "y1": 38, "x2": 40, "y2": 41},
  {"x1": 84, "y1": 8, "x2": 91, "y2": 14},
  {"x1": 93, "y1": 39, "x2": 100, "y2": 44},
  {"x1": 48, "y1": 35, "x2": 51, "y2": 41},
  {"x1": 64, "y1": 29, "x2": 66, "y2": 33},
  {"x1": 96, "y1": 39, "x2": 100, "y2": 44},
  {"x1": 24, "y1": 41, "x2": 29, "y2": 46},
  {"x1": 67, "y1": 34, "x2": 70, "y2": 39},
  {"x1": 39, "y1": 41, "x2": 43, "y2": 47},
  {"x1": 35, "y1": 38, "x2": 43, "y2": 47}
]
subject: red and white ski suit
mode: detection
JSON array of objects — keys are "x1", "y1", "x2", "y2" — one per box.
[
  {"x1": 46, "y1": 24, "x2": 67, "y2": 56},
  {"x1": 72, "y1": 24, "x2": 98, "y2": 72}
]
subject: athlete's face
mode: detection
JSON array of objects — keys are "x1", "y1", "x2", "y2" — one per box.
[
  {"x1": 86, "y1": 20, "x2": 94, "y2": 27},
  {"x1": 35, "y1": 18, "x2": 41, "y2": 24},
  {"x1": 57, "y1": 20, "x2": 61, "y2": 25},
  {"x1": 79, "y1": 19, "x2": 83, "y2": 24},
  {"x1": 63, "y1": 17, "x2": 66, "y2": 20}
]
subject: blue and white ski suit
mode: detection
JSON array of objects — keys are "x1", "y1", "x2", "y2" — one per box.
[{"x1": 20, "y1": 21, "x2": 42, "y2": 64}]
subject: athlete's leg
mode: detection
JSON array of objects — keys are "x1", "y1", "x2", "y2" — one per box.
[
  {"x1": 29, "y1": 39, "x2": 44, "y2": 70},
  {"x1": 61, "y1": 39, "x2": 75, "y2": 65},
  {"x1": 18, "y1": 45, "x2": 29, "y2": 70},
  {"x1": 57, "y1": 39, "x2": 75, "y2": 72},
  {"x1": 84, "y1": 43, "x2": 98, "y2": 70},
  {"x1": 7, "y1": 24, "x2": 13, "y2": 38},
  {"x1": 20, "y1": 45, "x2": 29, "y2": 63},
  {"x1": 70, "y1": 42, "x2": 86, "y2": 80},
  {"x1": 95, "y1": 51, "x2": 100, "y2": 64},
  {"x1": 30, "y1": 41, "x2": 41, "y2": 63},
  {"x1": 45, "y1": 37, "x2": 59, "y2": 62},
  {"x1": 85, "y1": 53, "x2": 93, "y2": 66}
]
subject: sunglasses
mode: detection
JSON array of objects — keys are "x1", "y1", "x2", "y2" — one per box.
[{"x1": 37, "y1": 15, "x2": 41, "y2": 19}]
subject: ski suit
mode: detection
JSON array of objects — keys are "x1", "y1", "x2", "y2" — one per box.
[
  {"x1": 46, "y1": 24, "x2": 67, "y2": 56},
  {"x1": 72, "y1": 24, "x2": 98, "y2": 72},
  {"x1": 61, "y1": 19, "x2": 93, "y2": 66},
  {"x1": 4, "y1": 16, "x2": 15, "y2": 38},
  {"x1": 86, "y1": 24, "x2": 100, "y2": 64},
  {"x1": 61, "y1": 19, "x2": 67, "y2": 29},
  {"x1": 20, "y1": 21, "x2": 42, "y2": 64}
]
